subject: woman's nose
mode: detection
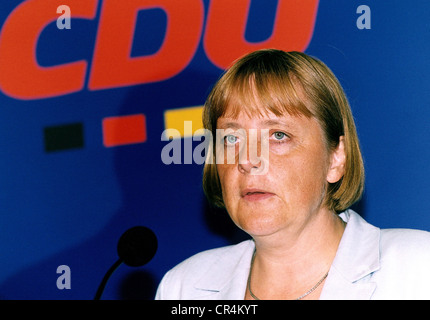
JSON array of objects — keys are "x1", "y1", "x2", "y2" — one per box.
[
  {"x1": 238, "y1": 156, "x2": 261, "y2": 174},
  {"x1": 237, "y1": 131, "x2": 268, "y2": 175}
]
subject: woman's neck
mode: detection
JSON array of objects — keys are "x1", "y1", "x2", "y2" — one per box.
[{"x1": 248, "y1": 209, "x2": 345, "y2": 299}]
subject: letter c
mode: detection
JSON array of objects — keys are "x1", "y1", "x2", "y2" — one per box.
[
  {"x1": 0, "y1": 0, "x2": 98, "y2": 100},
  {"x1": 215, "y1": 305, "x2": 223, "y2": 315}
]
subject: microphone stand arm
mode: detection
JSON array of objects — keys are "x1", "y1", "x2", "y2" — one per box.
[{"x1": 94, "y1": 258, "x2": 123, "y2": 300}]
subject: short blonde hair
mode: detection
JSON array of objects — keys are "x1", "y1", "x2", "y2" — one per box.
[{"x1": 202, "y1": 49, "x2": 364, "y2": 213}]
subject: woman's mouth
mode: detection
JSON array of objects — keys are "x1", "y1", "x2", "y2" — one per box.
[{"x1": 241, "y1": 188, "x2": 275, "y2": 201}]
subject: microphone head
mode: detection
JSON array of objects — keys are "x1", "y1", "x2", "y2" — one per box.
[{"x1": 117, "y1": 226, "x2": 158, "y2": 267}]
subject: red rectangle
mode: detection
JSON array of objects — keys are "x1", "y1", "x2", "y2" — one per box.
[{"x1": 102, "y1": 114, "x2": 147, "y2": 147}]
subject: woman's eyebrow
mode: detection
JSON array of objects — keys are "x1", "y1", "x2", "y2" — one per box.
[
  {"x1": 260, "y1": 119, "x2": 293, "y2": 128},
  {"x1": 217, "y1": 121, "x2": 242, "y2": 129},
  {"x1": 217, "y1": 118, "x2": 294, "y2": 129}
]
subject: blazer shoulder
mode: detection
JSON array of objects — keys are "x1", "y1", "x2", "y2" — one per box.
[
  {"x1": 381, "y1": 228, "x2": 430, "y2": 249},
  {"x1": 380, "y1": 228, "x2": 430, "y2": 262}
]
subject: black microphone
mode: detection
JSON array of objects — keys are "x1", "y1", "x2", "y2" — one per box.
[{"x1": 94, "y1": 226, "x2": 158, "y2": 300}]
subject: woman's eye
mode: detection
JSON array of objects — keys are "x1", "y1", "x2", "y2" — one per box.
[
  {"x1": 272, "y1": 131, "x2": 287, "y2": 140},
  {"x1": 224, "y1": 134, "x2": 238, "y2": 145}
]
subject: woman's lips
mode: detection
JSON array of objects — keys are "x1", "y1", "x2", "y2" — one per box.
[{"x1": 241, "y1": 188, "x2": 275, "y2": 201}]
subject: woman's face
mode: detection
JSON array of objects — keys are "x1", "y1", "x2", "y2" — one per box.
[{"x1": 216, "y1": 109, "x2": 343, "y2": 238}]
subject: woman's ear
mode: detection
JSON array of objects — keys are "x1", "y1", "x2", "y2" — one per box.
[{"x1": 326, "y1": 136, "x2": 346, "y2": 183}]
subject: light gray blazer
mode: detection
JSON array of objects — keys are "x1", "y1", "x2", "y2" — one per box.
[{"x1": 155, "y1": 210, "x2": 430, "y2": 300}]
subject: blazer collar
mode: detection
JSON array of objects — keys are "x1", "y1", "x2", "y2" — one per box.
[
  {"x1": 191, "y1": 210, "x2": 380, "y2": 300},
  {"x1": 320, "y1": 210, "x2": 381, "y2": 299},
  {"x1": 192, "y1": 240, "x2": 255, "y2": 299}
]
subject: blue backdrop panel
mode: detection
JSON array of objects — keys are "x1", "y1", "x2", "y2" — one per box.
[{"x1": 0, "y1": 0, "x2": 429, "y2": 299}]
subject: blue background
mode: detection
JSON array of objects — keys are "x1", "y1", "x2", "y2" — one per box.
[{"x1": 0, "y1": 0, "x2": 429, "y2": 299}]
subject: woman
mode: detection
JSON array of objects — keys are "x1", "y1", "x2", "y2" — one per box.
[{"x1": 156, "y1": 49, "x2": 430, "y2": 300}]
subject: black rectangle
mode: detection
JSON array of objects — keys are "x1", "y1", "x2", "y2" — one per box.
[{"x1": 44, "y1": 123, "x2": 84, "y2": 152}]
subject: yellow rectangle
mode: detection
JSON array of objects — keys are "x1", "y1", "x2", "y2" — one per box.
[{"x1": 164, "y1": 106, "x2": 204, "y2": 138}]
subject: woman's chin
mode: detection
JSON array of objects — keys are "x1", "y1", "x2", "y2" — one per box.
[{"x1": 235, "y1": 212, "x2": 285, "y2": 238}]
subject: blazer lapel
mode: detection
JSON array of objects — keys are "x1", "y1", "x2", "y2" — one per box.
[
  {"x1": 320, "y1": 210, "x2": 381, "y2": 300},
  {"x1": 191, "y1": 240, "x2": 255, "y2": 299},
  {"x1": 320, "y1": 266, "x2": 377, "y2": 299}
]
